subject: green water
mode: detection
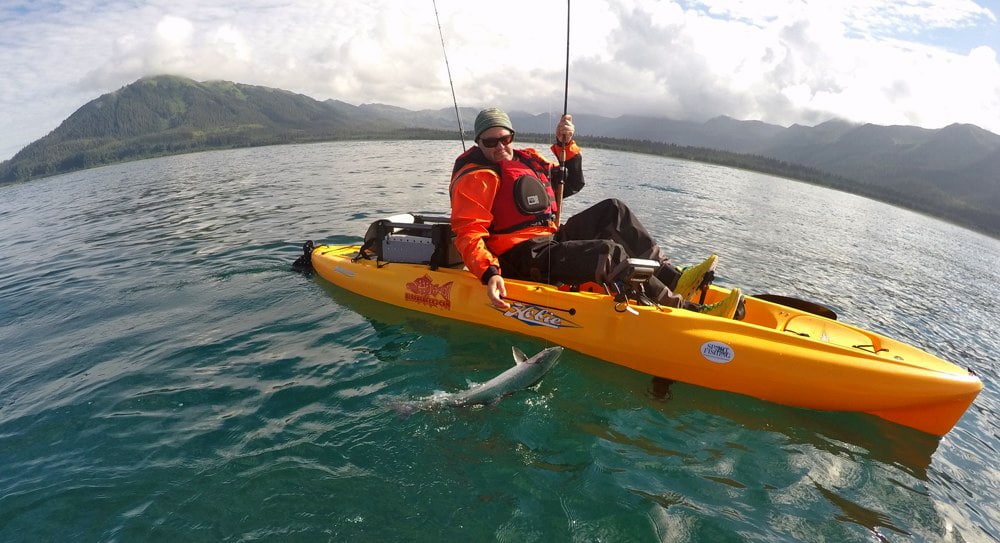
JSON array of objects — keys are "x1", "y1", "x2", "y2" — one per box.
[{"x1": 1, "y1": 141, "x2": 997, "y2": 542}]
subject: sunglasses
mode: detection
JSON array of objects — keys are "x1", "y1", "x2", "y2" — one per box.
[{"x1": 480, "y1": 133, "x2": 514, "y2": 148}]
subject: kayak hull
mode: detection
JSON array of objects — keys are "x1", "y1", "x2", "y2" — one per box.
[{"x1": 310, "y1": 244, "x2": 982, "y2": 436}]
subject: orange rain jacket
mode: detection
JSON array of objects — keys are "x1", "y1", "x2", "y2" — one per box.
[{"x1": 450, "y1": 141, "x2": 582, "y2": 282}]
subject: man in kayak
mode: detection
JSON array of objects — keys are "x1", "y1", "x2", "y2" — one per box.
[{"x1": 450, "y1": 107, "x2": 743, "y2": 317}]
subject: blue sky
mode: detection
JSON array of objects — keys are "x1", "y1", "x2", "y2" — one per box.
[{"x1": 1, "y1": 0, "x2": 999, "y2": 161}]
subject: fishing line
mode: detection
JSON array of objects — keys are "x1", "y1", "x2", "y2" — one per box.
[{"x1": 432, "y1": 0, "x2": 466, "y2": 150}]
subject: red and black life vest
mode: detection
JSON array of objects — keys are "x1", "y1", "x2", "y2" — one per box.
[
  {"x1": 490, "y1": 153, "x2": 558, "y2": 234},
  {"x1": 451, "y1": 147, "x2": 557, "y2": 234}
]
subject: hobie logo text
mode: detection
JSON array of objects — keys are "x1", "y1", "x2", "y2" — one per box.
[{"x1": 502, "y1": 302, "x2": 578, "y2": 329}]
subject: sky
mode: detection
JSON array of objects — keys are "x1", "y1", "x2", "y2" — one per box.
[{"x1": 2, "y1": 0, "x2": 999, "y2": 161}]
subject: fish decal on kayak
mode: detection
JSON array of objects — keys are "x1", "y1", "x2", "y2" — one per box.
[
  {"x1": 393, "y1": 346, "x2": 563, "y2": 414},
  {"x1": 405, "y1": 274, "x2": 453, "y2": 310}
]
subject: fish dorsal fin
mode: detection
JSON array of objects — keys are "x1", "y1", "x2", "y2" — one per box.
[{"x1": 512, "y1": 346, "x2": 529, "y2": 365}]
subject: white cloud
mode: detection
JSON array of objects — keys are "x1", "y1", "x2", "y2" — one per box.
[
  {"x1": 581, "y1": 0, "x2": 1000, "y2": 128},
  {"x1": 1, "y1": 0, "x2": 999, "y2": 160}
]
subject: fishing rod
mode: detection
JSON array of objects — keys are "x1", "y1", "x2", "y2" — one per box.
[
  {"x1": 543, "y1": 0, "x2": 571, "y2": 316},
  {"x1": 432, "y1": 0, "x2": 466, "y2": 150},
  {"x1": 554, "y1": 0, "x2": 570, "y2": 225}
]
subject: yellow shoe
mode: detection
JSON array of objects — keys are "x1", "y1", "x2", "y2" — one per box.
[
  {"x1": 674, "y1": 254, "x2": 717, "y2": 299},
  {"x1": 700, "y1": 288, "x2": 743, "y2": 319}
]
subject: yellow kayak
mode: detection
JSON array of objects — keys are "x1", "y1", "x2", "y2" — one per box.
[{"x1": 308, "y1": 243, "x2": 982, "y2": 436}]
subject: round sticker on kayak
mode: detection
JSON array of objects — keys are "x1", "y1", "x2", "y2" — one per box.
[{"x1": 701, "y1": 341, "x2": 734, "y2": 364}]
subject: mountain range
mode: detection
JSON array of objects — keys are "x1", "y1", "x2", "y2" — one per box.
[{"x1": 2, "y1": 75, "x2": 998, "y2": 237}]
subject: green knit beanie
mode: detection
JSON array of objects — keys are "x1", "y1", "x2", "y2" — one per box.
[{"x1": 474, "y1": 108, "x2": 514, "y2": 141}]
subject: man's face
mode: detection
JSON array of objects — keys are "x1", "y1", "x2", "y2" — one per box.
[{"x1": 477, "y1": 127, "x2": 515, "y2": 163}]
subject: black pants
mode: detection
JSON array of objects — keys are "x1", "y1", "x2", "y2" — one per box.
[{"x1": 499, "y1": 198, "x2": 686, "y2": 306}]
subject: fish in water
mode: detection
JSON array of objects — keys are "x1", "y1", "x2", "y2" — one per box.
[{"x1": 395, "y1": 345, "x2": 563, "y2": 413}]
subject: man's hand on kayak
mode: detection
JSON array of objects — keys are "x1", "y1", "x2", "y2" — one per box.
[{"x1": 487, "y1": 275, "x2": 510, "y2": 309}]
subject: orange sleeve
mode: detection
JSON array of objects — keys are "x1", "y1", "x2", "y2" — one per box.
[
  {"x1": 550, "y1": 140, "x2": 581, "y2": 162},
  {"x1": 450, "y1": 167, "x2": 501, "y2": 281}
]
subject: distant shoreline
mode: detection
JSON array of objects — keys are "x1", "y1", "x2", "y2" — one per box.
[
  {"x1": 4, "y1": 75, "x2": 996, "y2": 239},
  {"x1": 5, "y1": 131, "x2": 997, "y2": 240}
]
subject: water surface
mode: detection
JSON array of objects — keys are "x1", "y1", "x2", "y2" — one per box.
[{"x1": 1, "y1": 141, "x2": 997, "y2": 542}]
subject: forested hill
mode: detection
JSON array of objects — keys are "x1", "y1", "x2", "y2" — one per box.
[
  {"x1": 3, "y1": 74, "x2": 999, "y2": 237},
  {"x1": 0, "y1": 75, "x2": 405, "y2": 182}
]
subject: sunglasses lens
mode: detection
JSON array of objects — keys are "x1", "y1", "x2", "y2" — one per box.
[{"x1": 482, "y1": 134, "x2": 513, "y2": 148}]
